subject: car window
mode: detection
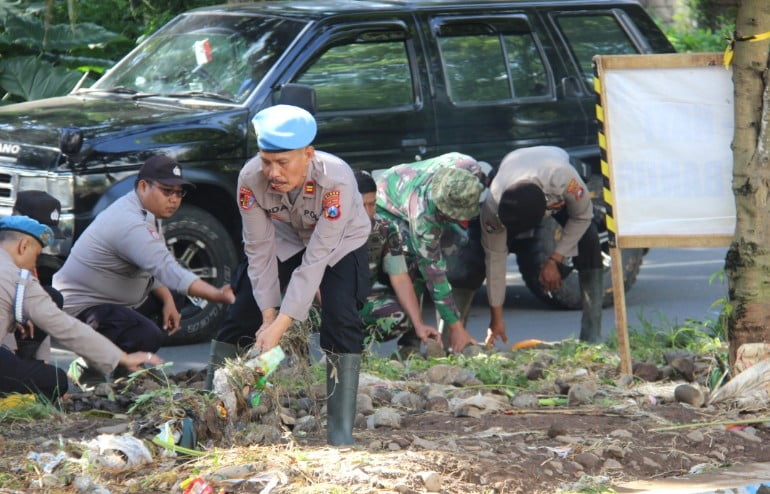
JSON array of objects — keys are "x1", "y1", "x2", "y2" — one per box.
[
  {"x1": 556, "y1": 14, "x2": 639, "y2": 84},
  {"x1": 437, "y1": 22, "x2": 550, "y2": 104},
  {"x1": 296, "y1": 38, "x2": 413, "y2": 112}
]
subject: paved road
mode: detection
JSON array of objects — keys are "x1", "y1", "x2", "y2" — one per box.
[{"x1": 50, "y1": 246, "x2": 728, "y2": 374}]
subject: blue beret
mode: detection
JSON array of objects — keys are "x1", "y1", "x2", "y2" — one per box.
[
  {"x1": 252, "y1": 104, "x2": 317, "y2": 151},
  {"x1": 0, "y1": 215, "x2": 53, "y2": 247}
]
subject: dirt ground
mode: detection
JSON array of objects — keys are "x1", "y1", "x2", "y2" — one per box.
[{"x1": 2, "y1": 367, "x2": 769, "y2": 494}]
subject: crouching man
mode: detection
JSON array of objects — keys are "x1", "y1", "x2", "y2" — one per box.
[{"x1": 0, "y1": 216, "x2": 162, "y2": 400}]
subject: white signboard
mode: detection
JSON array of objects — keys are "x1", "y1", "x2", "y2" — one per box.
[{"x1": 600, "y1": 55, "x2": 735, "y2": 244}]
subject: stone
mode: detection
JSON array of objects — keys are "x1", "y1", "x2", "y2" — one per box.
[
  {"x1": 511, "y1": 392, "x2": 539, "y2": 409},
  {"x1": 674, "y1": 384, "x2": 705, "y2": 407},
  {"x1": 356, "y1": 393, "x2": 374, "y2": 415},
  {"x1": 453, "y1": 406, "x2": 483, "y2": 418},
  {"x1": 425, "y1": 364, "x2": 475, "y2": 386},
  {"x1": 525, "y1": 362, "x2": 546, "y2": 380},
  {"x1": 602, "y1": 445, "x2": 625, "y2": 459},
  {"x1": 424, "y1": 339, "x2": 446, "y2": 359},
  {"x1": 574, "y1": 452, "x2": 602, "y2": 470},
  {"x1": 367, "y1": 407, "x2": 402, "y2": 429},
  {"x1": 633, "y1": 362, "x2": 661, "y2": 382},
  {"x1": 418, "y1": 471, "x2": 442, "y2": 492},
  {"x1": 609, "y1": 429, "x2": 633, "y2": 439},
  {"x1": 685, "y1": 430, "x2": 704, "y2": 444},
  {"x1": 547, "y1": 422, "x2": 568, "y2": 439},
  {"x1": 293, "y1": 415, "x2": 318, "y2": 434},
  {"x1": 370, "y1": 386, "x2": 393, "y2": 406},
  {"x1": 462, "y1": 345, "x2": 482, "y2": 357},
  {"x1": 388, "y1": 442, "x2": 402, "y2": 451},
  {"x1": 391, "y1": 391, "x2": 425, "y2": 410},
  {"x1": 411, "y1": 435, "x2": 439, "y2": 450},
  {"x1": 603, "y1": 459, "x2": 623, "y2": 470},
  {"x1": 671, "y1": 357, "x2": 696, "y2": 382},
  {"x1": 426, "y1": 396, "x2": 449, "y2": 412},
  {"x1": 567, "y1": 383, "x2": 596, "y2": 405}
]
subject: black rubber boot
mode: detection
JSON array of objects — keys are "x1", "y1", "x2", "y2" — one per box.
[
  {"x1": 203, "y1": 340, "x2": 238, "y2": 391},
  {"x1": 579, "y1": 269, "x2": 604, "y2": 343},
  {"x1": 326, "y1": 353, "x2": 361, "y2": 446}
]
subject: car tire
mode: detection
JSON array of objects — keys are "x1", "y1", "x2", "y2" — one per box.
[
  {"x1": 515, "y1": 214, "x2": 644, "y2": 309},
  {"x1": 162, "y1": 204, "x2": 237, "y2": 345}
]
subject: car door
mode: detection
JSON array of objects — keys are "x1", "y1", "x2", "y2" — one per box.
[
  {"x1": 419, "y1": 11, "x2": 590, "y2": 166},
  {"x1": 279, "y1": 16, "x2": 435, "y2": 171}
]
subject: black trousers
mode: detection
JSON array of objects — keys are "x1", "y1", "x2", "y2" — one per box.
[
  {"x1": 14, "y1": 286, "x2": 62, "y2": 359},
  {"x1": 0, "y1": 346, "x2": 68, "y2": 400},
  {"x1": 215, "y1": 245, "x2": 369, "y2": 354},
  {"x1": 75, "y1": 291, "x2": 185, "y2": 354}
]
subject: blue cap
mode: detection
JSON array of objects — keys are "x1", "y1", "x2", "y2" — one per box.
[
  {"x1": 0, "y1": 215, "x2": 53, "y2": 247},
  {"x1": 252, "y1": 104, "x2": 317, "y2": 151}
]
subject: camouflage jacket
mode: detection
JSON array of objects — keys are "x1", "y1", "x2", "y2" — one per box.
[
  {"x1": 367, "y1": 216, "x2": 408, "y2": 290},
  {"x1": 375, "y1": 152, "x2": 484, "y2": 325}
]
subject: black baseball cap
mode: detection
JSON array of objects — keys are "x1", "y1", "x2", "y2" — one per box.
[
  {"x1": 137, "y1": 155, "x2": 194, "y2": 188},
  {"x1": 13, "y1": 190, "x2": 64, "y2": 238},
  {"x1": 498, "y1": 183, "x2": 546, "y2": 234}
]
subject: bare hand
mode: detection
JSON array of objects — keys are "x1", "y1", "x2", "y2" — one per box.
[
  {"x1": 484, "y1": 318, "x2": 508, "y2": 348},
  {"x1": 162, "y1": 302, "x2": 181, "y2": 335},
  {"x1": 218, "y1": 284, "x2": 235, "y2": 304},
  {"x1": 255, "y1": 322, "x2": 283, "y2": 353},
  {"x1": 538, "y1": 261, "x2": 563, "y2": 293},
  {"x1": 119, "y1": 351, "x2": 164, "y2": 372},
  {"x1": 15, "y1": 320, "x2": 35, "y2": 339},
  {"x1": 415, "y1": 323, "x2": 440, "y2": 343},
  {"x1": 448, "y1": 322, "x2": 477, "y2": 354}
]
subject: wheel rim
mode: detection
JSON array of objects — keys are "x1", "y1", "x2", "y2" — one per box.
[{"x1": 166, "y1": 234, "x2": 218, "y2": 313}]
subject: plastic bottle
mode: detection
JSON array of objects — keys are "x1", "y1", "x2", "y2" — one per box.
[{"x1": 244, "y1": 346, "x2": 285, "y2": 407}]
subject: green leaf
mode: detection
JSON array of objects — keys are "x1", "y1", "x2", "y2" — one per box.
[
  {"x1": 0, "y1": 56, "x2": 82, "y2": 100},
  {"x1": 2, "y1": 14, "x2": 121, "y2": 52}
]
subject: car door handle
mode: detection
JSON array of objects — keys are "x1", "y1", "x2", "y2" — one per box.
[{"x1": 401, "y1": 138, "x2": 427, "y2": 161}]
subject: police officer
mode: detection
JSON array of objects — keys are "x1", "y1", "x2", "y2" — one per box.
[
  {"x1": 376, "y1": 152, "x2": 485, "y2": 354},
  {"x1": 52, "y1": 155, "x2": 235, "y2": 362},
  {"x1": 236, "y1": 104, "x2": 370, "y2": 446},
  {"x1": 481, "y1": 146, "x2": 603, "y2": 346},
  {"x1": 0, "y1": 216, "x2": 162, "y2": 400}
]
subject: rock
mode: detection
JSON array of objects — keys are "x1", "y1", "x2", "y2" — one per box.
[
  {"x1": 394, "y1": 485, "x2": 417, "y2": 494},
  {"x1": 367, "y1": 407, "x2": 402, "y2": 429},
  {"x1": 391, "y1": 391, "x2": 425, "y2": 410},
  {"x1": 603, "y1": 459, "x2": 623, "y2": 470},
  {"x1": 685, "y1": 430, "x2": 704, "y2": 443},
  {"x1": 293, "y1": 415, "x2": 318, "y2": 434},
  {"x1": 671, "y1": 357, "x2": 696, "y2": 382},
  {"x1": 462, "y1": 345, "x2": 482, "y2": 357},
  {"x1": 356, "y1": 394, "x2": 374, "y2": 415},
  {"x1": 642, "y1": 457, "x2": 662, "y2": 469},
  {"x1": 93, "y1": 383, "x2": 113, "y2": 397},
  {"x1": 424, "y1": 339, "x2": 446, "y2": 359},
  {"x1": 602, "y1": 445, "x2": 625, "y2": 459},
  {"x1": 547, "y1": 422, "x2": 568, "y2": 439},
  {"x1": 554, "y1": 378, "x2": 570, "y2": 395},
  {"x1": 370, "y1": 386, "x2": 393, "y2": 406},
  {"x1": 96, "y1": 422, "x2": 130, "y2": 435},
  {"x1": 296, "y1": 397, "x2": 314, "y2": 412},
  {"x1": 368, "y1": 439, "x2": 384, "y2": 450},
  {"x1": 574, "y1": 452, "x2": 602, "y2": 470},
  {"x1": 425, "y1": 396, "x2": 449, "y2": 412},
  {"x1": 664, "y1": 350, "x2": 695, "y2": 365},
  {"x1": 425, "y1": 364, "x2": 476, "y2": 386},
  {"x1": 511, "y1": 392, "x2": 539, "y2": 409},
  {"x1": 525, "y1": 362, "x2": 546, "y2": 380},
  {"x1": 730, "y1": 428, "x2": 762, "y2": 443},
  {"x1": 567, "y1": 383, "x2": 596, "y2": 405},
  {"x1": 674, "y1": 384, "x2": 705, "y2": 407},
  {"x1": 453, "y1": 406, "x2": 482, "y2": 418},
  {"x1": 388, "y1": 442, "x2": 401, "y2": 451},
  {"x1": 354, "y1": 412, "x2": 367, "y2": 429},
  {"x1": 633, "y1": 362, "x2": 661, "y2": 382},
  {"x1": 420, "y1": 383, "x2": 454, "y2": 400},
  {"x1": 240, "y1": 424, "x2": 283, "y2": 445},
  {"x1": 418, "y1": 471, "x2": 442, "y2": 492},
  {"x1": 616, "y1": 374, "x2": 634, "y2": 387},
  {"x1": 411, "y1": 435, "x2": 439, "y2": 450},
  {"x1": 609, "y1": 429, "x2": 633, "y2": 439}
]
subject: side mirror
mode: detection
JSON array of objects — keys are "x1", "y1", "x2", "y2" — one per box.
[{"x1": 276, "y1": 83, "x2": 317, "y2": 115}]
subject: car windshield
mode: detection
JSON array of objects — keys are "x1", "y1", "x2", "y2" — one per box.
[{"x1": 91, "y1": 13, "x2": 306, "y2": 104}]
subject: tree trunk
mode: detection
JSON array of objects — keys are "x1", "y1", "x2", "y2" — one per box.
[{"x1": 726, "y1": 0, "x2": 770, "y2": 368}]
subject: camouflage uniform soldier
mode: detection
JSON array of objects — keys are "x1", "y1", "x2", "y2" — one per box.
[
  {"x1": 375, "y1": 153, "x2": 485, "y2": 354},
  {"x1": 354, "y1": 171, "x2": 439, "y2": 345}
]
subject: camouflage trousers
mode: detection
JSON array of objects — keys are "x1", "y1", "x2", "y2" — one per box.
[{"x1": 359, "y1": 289, "x2": 413, "y2": 343}]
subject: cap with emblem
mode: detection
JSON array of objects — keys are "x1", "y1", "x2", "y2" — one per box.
[
  {"x1": 0, "y1": 215, "x2": 53, "y2": 248},
  {"x1": 429, "y1": 168, "x2": 484, "y2": 221},
  {"x1": 252, "y1": 104, "x2": 317, "y2": 152},
  {"x1": 13, "y1": 190, "x2": 63, "y2": 238},
  {"x1": 497, "y1": 182, "x2": 546, "y2": 234},
  {"x1": 137, "y1": 155, "x2": 194, "y2": 188}
]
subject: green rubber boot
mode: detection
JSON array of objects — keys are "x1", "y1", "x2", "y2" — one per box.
[
  {"x1": 326, "y1": 353, "x2": 361, "y2": 446},
  {"x1": 579, "y1": 269, "x2": 604, "y2": 343},
  {"x1": 203, "y1": 340, "x2": 238, "y2": 391}
]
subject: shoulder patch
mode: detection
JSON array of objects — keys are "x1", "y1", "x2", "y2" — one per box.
[
  {"x1": 322, "y1": 190, "x2": 342, "y2": 221},
  {"x1": 565, "y1": 178, "x2": 585, "y2": 201},
  {"x1": 239, "y1": 186, "x2": 256, "y2": 210}
]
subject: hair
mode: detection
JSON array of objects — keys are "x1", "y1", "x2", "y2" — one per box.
[
  {"x1": 0, "y1": 230, "x2": 26, "y2": 244},
  {"x1": 498, "y1": 182, "x2": 546, "y2": 234},
  {"x1": 353, "y1": 169, "x2": 376, "y2": 194}
]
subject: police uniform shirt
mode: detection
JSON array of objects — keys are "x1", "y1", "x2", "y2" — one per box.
[
  {"x1": 238, "y1": 150, "x2": 371, "y2": 321},
  {"x1": 481, "y1": 146, "x2": 593, "y2": 307},
  {"x1": 0, "y1": 249, "x2": 121, "y2": 374},
  {"x1": 53, "y1": 191, "x2": 199, "y2": 316}
]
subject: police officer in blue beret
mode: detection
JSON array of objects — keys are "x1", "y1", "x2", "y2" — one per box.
[
  {"x1": 207, "y1": 104, "x2": 371, "y2": 446},
  {"x1": 0, "y1": 216, "x2": 163, "y2": 400}
]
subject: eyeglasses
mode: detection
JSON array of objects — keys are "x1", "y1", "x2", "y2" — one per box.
[{"x1": 148, "y1": 181, "x2": 187, "y2": 198}]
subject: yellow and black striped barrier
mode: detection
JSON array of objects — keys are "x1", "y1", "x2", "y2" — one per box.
[{"x1": 592, "y1": 61, "x2": 616, "y2": 248}]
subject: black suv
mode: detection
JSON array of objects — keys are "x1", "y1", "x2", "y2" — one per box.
[{"x1": 0, "y1": 0, "x2": 674, "y2": 344}]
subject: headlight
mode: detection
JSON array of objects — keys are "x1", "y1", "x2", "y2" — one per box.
[{"x1": 17, "y1": 175, "x2": 74, "y2": 209}]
